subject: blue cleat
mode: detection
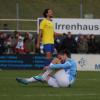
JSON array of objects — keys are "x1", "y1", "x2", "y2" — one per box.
[
  {"x1": 33, "y1": 76, "x2": 44, "y2": 83},
  {"x1": 16, "y1": 77, "x2": 28, "y2": 85}
]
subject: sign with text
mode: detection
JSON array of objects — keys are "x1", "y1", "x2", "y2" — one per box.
[
  {"x1": 53, "y1": 18, "x2": 100, "y2": 35},
  {"x1": 0, "y1": 54, "x2": 45, "y2": 69},
  {"x1": 0, "y1": 54, "x2": 100, "y2": 71},
  {"x1": 0, "y1": 55, "x2": 34, "y2": 69},
  {"x1": 37, "y1": 18, "x2": 100, "y2": 35}
]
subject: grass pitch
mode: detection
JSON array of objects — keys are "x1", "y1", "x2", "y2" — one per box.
[{"x1": 0, "y1": 70, "x2": 100, "y2": 100}]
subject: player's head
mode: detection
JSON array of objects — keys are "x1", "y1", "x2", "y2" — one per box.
[
  {"x1": 57, "y1": 49, "x2": 71, "y2": 62},
  {"x1": 43, "y1": 8, "x2": 53, "y2": 18}
]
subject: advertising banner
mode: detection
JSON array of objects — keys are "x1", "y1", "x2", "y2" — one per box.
[
  {"x1": 0, "y1": 54, "x2": 100, "y2": 71},
  {"x1": 0, "y1": 55, "x2": 34, "y2": 69},
  {"x1": 72, "y1": 54, "x2": 100, "y2": 71},
  {"x1": 38, "y1": 18, "x2": 100, "y2": 35}
]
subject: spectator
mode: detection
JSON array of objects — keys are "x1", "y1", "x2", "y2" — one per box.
[
  {"x1": 11, "y1": 31, "x2": 18, "y2": 53},
  {"x1": 15, "y1": 35, "x2": 25, "y2": 54},
  {"x1": 12, "y1": 31, "x2": 25, "y2": 54},
  {"x1": 5, "y1": 35, "x2": 14, "y2": 54},
  {"x1": 77, "y1": 34, "x2": 88, "y2": 53},
  {"x1": 62, "y1": 32, "x2": 77, "y2": 53},
  {"x1": 87, "y1": 34, "x2": 97, "y2": 53},
  {"x1": 24, "y1": 32, "x2": 35, "y2": 54},
  {"x1": 97, "y1": 41, "x2": 100, "y2": 53},
  {"x1": 0, "y1": 32, "x2": 6, "y2": 54},
  {"x1": 54, "y1": 35, "x2": 64, "y2": 52}
]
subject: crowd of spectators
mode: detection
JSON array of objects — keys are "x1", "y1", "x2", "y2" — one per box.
[
  {"x1": 54, "y1": 32, "x2": 100, "y2": 54},
  {"x1": 0, "y1": 31, "x2": 35, "y2": 54},
  {"x1": 0, "y1": 30, "x2": 100, "y2": 54}
]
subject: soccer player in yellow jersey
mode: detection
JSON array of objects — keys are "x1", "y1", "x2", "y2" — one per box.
[{"x1": 36, "y1": 9, "x2": 56, "y2": 66}]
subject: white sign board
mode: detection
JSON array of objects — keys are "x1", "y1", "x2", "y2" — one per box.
[
  {"x1": 53, "y1": 18, "x2": 100, "y2": 35},
  {"x1": 72, "y1": 54, "x2": 100, "y2": 71},
  {"x1": 37, "y1": 18, "x2": 100, "y2": 35}
]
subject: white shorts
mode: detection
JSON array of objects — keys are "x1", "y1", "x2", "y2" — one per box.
[{"x1": 47, "y1": 69, "x2": 74, "y2": 87}]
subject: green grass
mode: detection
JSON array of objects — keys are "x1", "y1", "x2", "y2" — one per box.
[
  {"x1": 0, "y1": 0, "x2": 100, "y2": 19},
  {"x1": 0, "y1": 70, "x2": 100, "y2": 100}
]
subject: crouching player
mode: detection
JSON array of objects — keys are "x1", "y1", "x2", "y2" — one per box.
[{"x1": 16, "y1": 50, "x2": 77, "y2": 88}]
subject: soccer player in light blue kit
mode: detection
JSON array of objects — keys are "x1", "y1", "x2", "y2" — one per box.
[
  {"x1": 16, "y1": 49, "x2": 77, "y2": 88},
  {"x1": 44, "y1": 49, "x2": 77, "y2": 87}
]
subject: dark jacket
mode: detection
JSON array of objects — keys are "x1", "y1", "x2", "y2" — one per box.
[{"x1": 0, "y1": 38, "x2": 5, "y2": 54}]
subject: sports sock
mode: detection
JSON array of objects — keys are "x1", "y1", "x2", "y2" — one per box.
[
  {"x1": 42, "y1": 63, "x2": 53, "y2": 80},
  {"x1": 25, "y1": 77, "x2": 37, "y2": 83}
]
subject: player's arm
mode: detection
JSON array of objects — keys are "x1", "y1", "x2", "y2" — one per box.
[
  {"x1": 36, "y1": 20, "x2": 44, "y2": 49},
  {"x1": 43, "y1": 57, "x2": 61, "y2": 70},
  {"x1": 36, "y1": 29, "x2": 42, "y2": 49},
  {"x1": 51, "y1": 57, "x2": 61, "y2": 64},
  {"x1": 49, "y1": 61, "x2": 71, "y2": 69}
]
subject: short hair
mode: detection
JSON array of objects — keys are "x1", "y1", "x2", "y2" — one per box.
[
  {"x1": 58, "y1": 49, "x2": 71, "y2": 58},
  {"x1": 43, "y1": 8, "x2": 50, "y2": 18}
]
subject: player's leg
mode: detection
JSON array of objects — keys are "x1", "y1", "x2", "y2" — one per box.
[
  {"x1": 40, "y1": 70, "x2": 68, "y2": 88},
  {"x1": 28, "y1": 44, "x2": 54, "y2": 83},
  {"x1": 54, "y1": 69, "x2": 70, "y2": 87},
  {"x1": 42, "y1": 57, "x2": 61, "y2": 79},
  {"x1": 27, "y1": 44, "x2": 60, "y2": 83},
  {"x1": 34, "y1": 57, "x2": 62, "y2": 82},
  {"x1": 16, "y1": 69, "x2": 53, "y2": 85},
  {"x1": 16, "y1": 57, "x2": 61, "y2": 85},
  {"x1": 16, "y1": 76, "x2": 38, "y2": 85},
  {"x1": 47, "y1": 76, "x2": 59, "y2": 88},
  {"x1": 34, "y1": 58, "x2": 61, "y2": 81},
  {"x1": 43, "y1": 44, "x2": 54, "y2": 66},
  {"x1": 41, "y1": 69, "x2": 53, "y2": 80}
]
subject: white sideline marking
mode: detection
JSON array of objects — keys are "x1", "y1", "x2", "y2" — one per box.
[{"x1": 0, "y1": 93, "x2": 99, "y2": 97}]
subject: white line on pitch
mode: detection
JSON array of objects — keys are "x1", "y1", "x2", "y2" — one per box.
[{"x1": 0, "y1": 93, "x2": 100, "y2": 97}]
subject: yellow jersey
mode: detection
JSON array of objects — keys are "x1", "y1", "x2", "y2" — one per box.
[{"x1": 40, "y1": 18, "x2": 54, "y2": 44}]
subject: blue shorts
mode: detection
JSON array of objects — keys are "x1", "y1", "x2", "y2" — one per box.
[{"x1": 43, "y1": 44, "x2": 54, "y2": 53}]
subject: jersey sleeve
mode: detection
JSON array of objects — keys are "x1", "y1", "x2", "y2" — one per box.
[
  {"x1": 49, "y1": 60, "x2": 71, "y2": 69},
  {"x1": 40, "y1": 20, "x2": 45, "y2": 30}
]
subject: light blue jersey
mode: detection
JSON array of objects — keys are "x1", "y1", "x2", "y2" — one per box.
[{"x1": 49, "y1": 58, "x2": 77, "y2": 82}]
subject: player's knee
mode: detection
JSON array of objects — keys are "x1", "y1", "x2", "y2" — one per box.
[{"x1": 54, "y1": 70, "x2": 70, "y2": 87}]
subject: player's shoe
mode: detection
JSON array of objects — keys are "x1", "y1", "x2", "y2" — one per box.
[
  {"x1": 16, "y1": 77, "x2": 28, "y2": 85},
  {"x1": 33, "y1": 75, "x2": 44, "y2": 83}
]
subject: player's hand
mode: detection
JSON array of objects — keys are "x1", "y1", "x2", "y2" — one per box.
[
  {"x1": 52, "y1": 58, "x2": 61, "y2": 64},
  {"x1": 43, "y1": 66, "x2": 49, "y2": 70}
]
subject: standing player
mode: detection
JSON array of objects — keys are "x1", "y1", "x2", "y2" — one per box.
[
  {"x1": 36, "y1": 8, "x2": 60, "y2": 66},
  {"x1": 16, "y1": 50, "x2": 77, "y2": 88}
]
